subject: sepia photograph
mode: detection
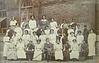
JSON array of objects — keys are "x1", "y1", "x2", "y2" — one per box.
[{"x1": 0, "y1": 0, "x2": 99, "y2": 63}]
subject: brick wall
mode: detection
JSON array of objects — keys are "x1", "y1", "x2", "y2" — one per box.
[{"x1": 41, "y1": 0, "x2": 95, "y2": 27}]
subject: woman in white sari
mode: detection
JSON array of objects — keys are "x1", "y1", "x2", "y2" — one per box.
[
  {"x1": 88, "y1": 29, "x2": 96, "y2": 58},
  {"x1": 76, "y1": 31, "x2": 84, "y2": 45},
  {"x1": 29, "y1": 16, "x2": 37, "y2": 33},
  {"x1": 68, "y1": 32, "x2": 76, "y2": 45},
  {"x1": 54, "y1": 41, "x2": 63, "y2": 60},
  {"x1": 3, "y1": 35, "x2": 10, "y2": 58},
  {"x1": 7, "y1": 42, "x2": 17, "y2": 60},
  {"x1": 44, "y1": 26, "x2": 50, "y2": 37},
  {"x1": 22, "y1": 30, "x2": 31, "y2": 45},
  {"x1": 70, "y1": 39, "x2": 79, "y2": 61},
  {"x1": 33, "y1": 40, "x2": 43, "y2": 61},
  {"x1": 39, "y1": 31, "x2": 47, "y2": 45},
  {"x1": 31, "y1": 32, "x2": 38, "y2": 45},
  {"x1": 67, "y1": 25, "x2": 74, "y2": 36},
  {"x1": 49, "y1": 29, "x2": 56, "y2": 45},
  {"x1": 14, "y1": 24, "x2": 22, "y2": 39},
  {"x1": 11, "y1": 32, "x2": 19, "y2": 45},
  {"x1": 16, "y1": 38, "x2": 26, "y2": 59},
  {"x1": 10, "y1": 17, "x2": 17, "y2": 27},
  {"x1": 50, "y1": 18, "x2": 57, "y2": 30}
]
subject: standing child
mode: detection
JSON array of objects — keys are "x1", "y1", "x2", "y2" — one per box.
[
  {"x1": 43, "y1": 38, "x2": 54, "y2": 62},
  {"x1": 63, "y1": 41, "x2": 70, "y2": 61},
  {"x1": 79, "y1": 41, "x2": 88, "y2": 61},
  {"x1": 26, "y1": 41, "x2": 35, "y2": 61},
  {"x1": 54, "y1": 41, "x2": 63, "y2": 61},
  {"x1": 33, "y1": 40, "x2": 43, "y2": 61}
]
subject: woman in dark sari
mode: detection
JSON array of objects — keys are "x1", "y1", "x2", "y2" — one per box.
[{"x1": 62, "y1": 33, "x2": 70, "y2": 61}]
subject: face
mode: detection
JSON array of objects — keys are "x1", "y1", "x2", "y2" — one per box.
[
  {"x1": 14, "y1": 32, "x2": 17, "y2": 36},
  {"x1": 63, "y1": 33, "x2": 66, "y2": 36},
  {"x1": 19, "y1": 39, "x2": 22, "y2": 42},
  {"x1": 77, "y1": 24, "x2": 80, "y2": 28},
  {"x1": 50, "y1": 29, "x2": 54, "y2": 34},
  {"x1": 31, "y1": 16, "x2": 34, "y2": 19},
  {"x1": 68, "y1": 25, "x2": 72, "y2": 29},
  {"x1": 42, "y1": 16, "x2": 46, "y2": 19},
  {"x1": 41, "y1": 31, "x2": 45, "y2": 35},
  {"x1": 25, "y1": 24, "x2": 29, "y2": 28},
  {"x1": 73, "y1": 39, "x2": 77, "y2": 43},
  {"x1": 29, "y1": 41, "x2": 32, "y2": 44},
  {"x1": 25, "y1": 30, "x2": 28, "y2": 34},
  {"x1": 90, "y1": 30, "x2": 93, "y2": 33},
  {"x1": 37, "y1": 40, "x2": 40, "y2": 44},
  {"x1": 51, "y1": 18, "x2": 54, "y2": 22},
  {"x1": 70, "y1": 32, "x2": 74, "y2": 36},
  {"x1": 78, "y1": 31, "x2": 81, "y2": 35},
  {"x1": 46, "y1": 38, "x2": 50, "y2": 43},
  {"x1": 46, "y1": 26, "x2": 49, "y2": 30},
  {"x1": 33, "y1": 32, "x2": 36, "y2": 35}
]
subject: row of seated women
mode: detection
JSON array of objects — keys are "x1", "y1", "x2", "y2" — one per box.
[{"x1": 3, "y1": 29, "x2": 91, "y2": 62}]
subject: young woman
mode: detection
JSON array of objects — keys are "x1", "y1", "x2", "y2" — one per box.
[
  {"x1": 33, "y1": 40, "x2": 43, "y2": 61},
  {"x1": 88, "y1": 29, "x2": 96, "y2": 58},
  {"x1": 54, "y1": 40, "x2": 63, "y2": 61},
  {"x1": 40, "y1": 16, "x2": 49, "y2": 30},
  {"x1": 68, "y1": 32, "x2": 76, "y2": 45},
  {"x1": 16, "y1": 38, "x2": 26, "y2": 59},
  {"x1": 49, "y1": 29, "x2": 56, "y2": 45},
  {"x1": 70, "y1": 39, "x2": 79, "y2": 61},
  {"x1": 76, "y1": 31, "x2": 84, "y2": 45},
  {"x1": 31, "y1": 32, "x2": 38, "y2": 45},
  {"x1": 3, "y1": 35, "x2": 10, "y2": 59},
  {"x1": 22, "y1": 30, "x2": 31, "y2": 45},
  {"x1": 7, "y1": 42, "x2": 17, "y2": 60},
  {"x1": 39, "y1": 31, "x2": 47, "y2": 45},
  {"x1": 29, "y1": 16, "x2": 37, "y2": 30}
]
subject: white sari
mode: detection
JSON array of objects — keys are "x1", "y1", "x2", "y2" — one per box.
[
  {"x1": 33, "y1": 43, "x2": 43, "y2": 61},
  {"x1": 14, "y1": 27, "x2": 22, "y2": 39},
  {"x1": 54, "y1": 43, "x2": 63, "y2": 60},
  {"x1": 88, "y1": 33, "x2": 96, "y2": 56},
  {"x1": 22, "y1": 34, "x2": 31, "y2": 45},
  {"x1": 70, "y1": 42, "x2": 79, "y2": 59},
  {"x1": 16, "y1": 42, "x2": 26, "y2": 59},
  {"x1": 29, "y1": 19, "x2": 37, "y2": 29},
  {"x1": 3, "y1": 36, "x2": 10, "y2": 57}
]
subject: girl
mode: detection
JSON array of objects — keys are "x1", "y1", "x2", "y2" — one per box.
[{"x1": 70, "y1": 39, "x2": 79, "y2": 61}]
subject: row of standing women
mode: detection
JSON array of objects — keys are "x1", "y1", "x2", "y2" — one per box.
[{"x1": 3, "y1": 16, "x2": 96, "y2": 61}]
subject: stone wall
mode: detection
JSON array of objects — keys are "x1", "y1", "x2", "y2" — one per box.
[{"x1": 96, "y1": 0, "x2": 99, "y2": 35}]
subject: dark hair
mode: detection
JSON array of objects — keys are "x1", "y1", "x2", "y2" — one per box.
[
  {"x1": 30, "y1": 15, "x2": 35, "y2": 19},
  {"x1": 25, "y1": 30, "x2": 29, "y2": 34},
  {"x1": 50, "y1": 29, "x2": 54, "y2": 33},
  {"x1": 84, "y1": 25, "x2": 87, "y2": 27},
  {"x1": 73, "y1": 39, "x2": 76, "y2": 42},
  {"x1": 77, "y1": 30, "x2": 82, "y2": 33},
  {"x1": 70, "y1": 32, "x2": 74, "y2": 34}
]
